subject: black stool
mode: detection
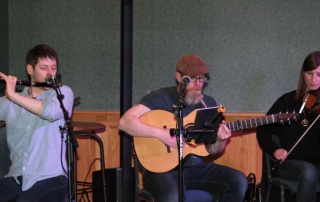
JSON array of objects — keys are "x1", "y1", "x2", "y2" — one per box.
[{"x1": 72, "y1": 122, "x2": 107, "y2": 202}]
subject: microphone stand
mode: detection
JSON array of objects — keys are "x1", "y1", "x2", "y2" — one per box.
[
  {"x1": 172, "y1": 84, "x2": 187, "y2": 202},
  {"x1": 52, "y1": 81, "x2": 79, "y2": 202},
  {"x1": 171, "y1": 84, "x2": 218, "y2": 201}
]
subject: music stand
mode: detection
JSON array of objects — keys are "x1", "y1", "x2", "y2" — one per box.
[{"x1": 186, "y1": 106, "x2": 223, "y2": 144}]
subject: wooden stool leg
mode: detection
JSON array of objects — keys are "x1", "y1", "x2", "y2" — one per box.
[{"x1": 77, "y1": 133, "x2": 107, "y2": 202}]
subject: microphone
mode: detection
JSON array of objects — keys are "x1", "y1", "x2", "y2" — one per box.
[
  {"x1": 180, "y1": 75, "x2": 191, "y2": 101},
  {"x1": 45, "y1": 74, "x2": 57, "y2": 85},
  {"x1": 182, "y1": 75, "x2": 191, "y2": 85}
]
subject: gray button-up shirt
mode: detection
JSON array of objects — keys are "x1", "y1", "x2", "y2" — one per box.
[{"x1": 0, "y1": 86, "x2": 74, "y2": 190}]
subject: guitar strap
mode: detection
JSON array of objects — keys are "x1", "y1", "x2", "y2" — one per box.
[{"x1": 200, "y1": 99, "x2": 208, "y2": 108}]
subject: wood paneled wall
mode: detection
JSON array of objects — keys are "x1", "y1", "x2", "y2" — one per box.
[{"x1": 71, "y1": 110, "x2": 264, "y2": 199}]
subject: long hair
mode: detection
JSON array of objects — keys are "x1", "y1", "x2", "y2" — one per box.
[{"x1": 295, "y1": 51, "x2": 320, "y2": 100}]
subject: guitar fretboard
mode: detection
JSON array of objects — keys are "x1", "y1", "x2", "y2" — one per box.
[{"x1": 226, "y1": 113, "x2": 298, "y2": 131}]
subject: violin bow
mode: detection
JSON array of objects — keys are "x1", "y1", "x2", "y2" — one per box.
[{"x1": 272, "y1": 112, "x2": 320, "y2": 170}]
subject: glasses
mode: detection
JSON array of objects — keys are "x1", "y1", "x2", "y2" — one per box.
[
  {"x1": 190, "y1": 76, "x2": 207, "y2": 83},
  {"x1": 179, "y1": 71, "x2": 208, "y2": 83}
]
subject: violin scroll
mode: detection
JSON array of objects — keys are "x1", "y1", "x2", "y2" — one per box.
[{"x1": 302, "y1": 88, "x2": 320, "y2": 114}]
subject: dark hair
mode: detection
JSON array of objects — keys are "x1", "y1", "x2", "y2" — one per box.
[
  {"x1": 296, "y1": 51, "x2": 320, "y2": 100},
  {"x1": 26, "y1": 44, "x2": 58, "y2": 68}
]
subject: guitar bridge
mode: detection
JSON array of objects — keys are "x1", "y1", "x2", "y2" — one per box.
[
  {"x1": 164, "y1": 125, "x2": 171, "y2": 153},
  {"x1": 166, "y1": 144, "x2": 171, "y2": 153}
]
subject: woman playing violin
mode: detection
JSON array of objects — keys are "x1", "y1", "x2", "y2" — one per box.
[{"x1": 257, "y1": 51, "x2": 320, "y2": 202}]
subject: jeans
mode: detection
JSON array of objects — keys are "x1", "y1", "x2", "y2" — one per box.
[
  {"x1": 274, "y1": 159, "x2": 320, "y2": 202},
  {"x1": 0, "y1": 175, "x2": 67, "y2": 202},
  {"x1": 143, "y1": 161, "x2": 248, "y2": 202}
]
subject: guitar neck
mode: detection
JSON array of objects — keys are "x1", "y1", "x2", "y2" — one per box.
[{"x1": 226, "y1": 114, "x2": 280, "y2": 131}]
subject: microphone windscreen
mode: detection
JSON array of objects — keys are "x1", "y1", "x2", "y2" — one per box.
[{"x1": 182, "y1": 75, "x2": 191, "y2": 85}]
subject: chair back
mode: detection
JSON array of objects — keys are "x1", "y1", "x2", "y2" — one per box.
[{"x1": 262, "y1": 135, "x2": 300, "y2": 202}]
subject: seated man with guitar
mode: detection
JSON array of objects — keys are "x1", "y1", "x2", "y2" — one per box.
[{"x1": 118, "y1": 54, "x2": 248, "y2": 201}]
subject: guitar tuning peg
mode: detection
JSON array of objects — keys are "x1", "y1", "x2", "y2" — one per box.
[
  {"x1": 293, "y1": 109, "x2": 297, "y2": 121},
  {"x1": 285, "y1": 110, "x2": 291, "y2": 124}
]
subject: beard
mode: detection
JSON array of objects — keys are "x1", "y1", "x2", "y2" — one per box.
[{"x1": 183, "y1": 89, "x2": 203, "y2": 105}]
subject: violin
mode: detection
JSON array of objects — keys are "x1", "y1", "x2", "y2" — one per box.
[
  {"x1": 301, "y1": 88, "x2": 320, "y2": 126},
  {"x1": 303, "y1": 88, "x2": 320, "y2": 112}
]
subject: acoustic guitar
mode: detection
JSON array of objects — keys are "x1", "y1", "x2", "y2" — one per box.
[{"x1": 134, "y1": 109, "x2": 300, "y2": 172}]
